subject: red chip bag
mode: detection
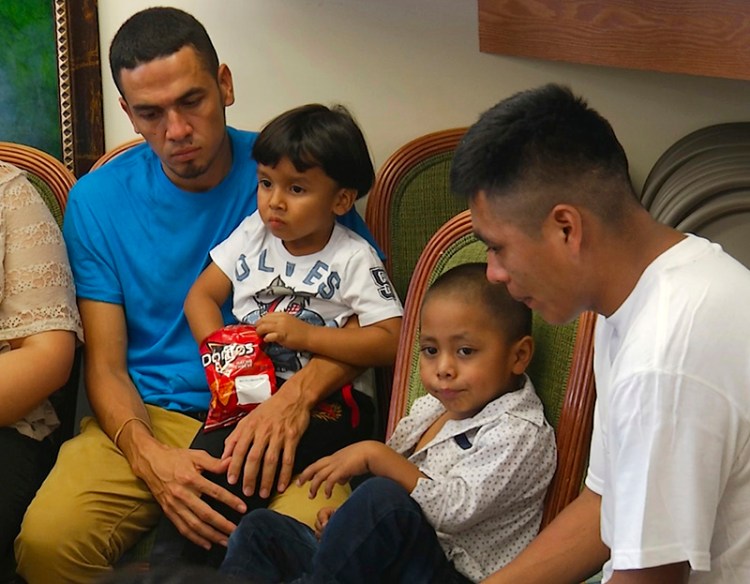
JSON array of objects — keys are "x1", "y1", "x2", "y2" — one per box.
[{"x1": 200, "y1": 324, "x2": 277, "y2": 432}]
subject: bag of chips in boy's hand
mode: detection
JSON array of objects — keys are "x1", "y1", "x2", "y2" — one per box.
[{"x1": 200, "y1": 324, "x2": 277, "y2": 432}]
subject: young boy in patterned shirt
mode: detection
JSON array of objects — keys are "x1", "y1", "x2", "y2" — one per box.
[{"x1": 219, "y1": 262, "x2": 557, "y2": 583}]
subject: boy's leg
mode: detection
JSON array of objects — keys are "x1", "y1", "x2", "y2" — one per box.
[
  {"x1": 14, "y1": 406, "x2": 201, "y2": 584},
  {"x1": 220, "y1": 509, "x2": 317, "y2": 582},
  {"x1": 303, "y1": 477, "x2": 472, "y2": 584}
]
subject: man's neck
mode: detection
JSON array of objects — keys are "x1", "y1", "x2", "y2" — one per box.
[{"x1": 594, "y1": 210, "x2": 685, "y2": 317}]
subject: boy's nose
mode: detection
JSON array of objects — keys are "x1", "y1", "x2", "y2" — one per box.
[
  {"x1": 436, "y1": 356, "x2": 456, "y2": 379},
  {"x1": 268, "y1": 188, "x2": 285, "y2": 209}
]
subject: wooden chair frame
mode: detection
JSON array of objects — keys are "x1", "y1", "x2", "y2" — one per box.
[
  {"x1": 90, "y1": 138, "x2": 145, "y2": 171},
  {"x1": 387, "y1": 210, "x2": 597, "y2": 527},
  {"x1": 0, "y1": 142, "x2": 75, "y2": 212},
  {"x1": 365, "y1": 127, "x2": 466, "y2": 277}
]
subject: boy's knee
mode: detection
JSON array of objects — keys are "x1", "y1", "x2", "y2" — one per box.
[
  {"x1": 236, "y1": 508, "x2": 282, "y2": 534},
  {"x1": 350, "y1": 477, "x2": 411, "y2": 510}
]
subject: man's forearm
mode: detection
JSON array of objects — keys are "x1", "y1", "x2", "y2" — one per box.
[
  {"x1": 286, "y1": 355, "x2": 362, "y2": 408},
  {"x1": 483, "y1": 487, "x2": 609, "y2": 584}
]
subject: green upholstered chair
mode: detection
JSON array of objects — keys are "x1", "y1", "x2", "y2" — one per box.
[
  {"x1": 386, "y1": 210, "x2": 597, "y2": 529},
  {"x1": 366, "y1": 128, "x2": 468, "y2": 304},
  {"x1": 366, "y1": 129, "x2": 468, "y2": 433}
]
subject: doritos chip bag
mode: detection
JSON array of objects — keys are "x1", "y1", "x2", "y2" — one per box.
[{"x1": 200, "y1": 324, "x2": 277, "y2": 432}]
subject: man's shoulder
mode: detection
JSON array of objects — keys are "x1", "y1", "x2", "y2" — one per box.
[
  {"x1": 72, "y1": 141, "x2": 155, "y2": 201},
  {"x1": 228, "y1": 127, "x2": 259, "y2": 153}
]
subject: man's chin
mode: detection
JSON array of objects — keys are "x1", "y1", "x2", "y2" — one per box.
[{"x1": 168, "y1": 162, "x2": 208, "y2": 180}]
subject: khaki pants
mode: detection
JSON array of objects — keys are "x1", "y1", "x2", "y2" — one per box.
[{"x1": 15, "y1": 405, "x2": 348, "y2": 584}]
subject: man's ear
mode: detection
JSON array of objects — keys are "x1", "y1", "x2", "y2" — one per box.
[
  {"x1": 510, "y1": 335, "x2": 534, "y2": 375},
  {"x1": 333, "y1": 188, "x2": 357, "y2": 216},
  {"x1": 119, "y1": 97, "x2": 140, "y2": 134},
  {"x1": 549, "y1": 204, "x2": 583, "y2": 255},
  {"x1": 217, "y1": 64, "x2": 235, "y2": 107}
]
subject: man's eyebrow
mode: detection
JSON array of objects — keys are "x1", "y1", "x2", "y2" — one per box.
[{"x1": 130, "y1": 88, "x2": 206, "y2": 112}]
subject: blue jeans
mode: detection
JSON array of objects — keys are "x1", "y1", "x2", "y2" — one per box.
[{"x1": 220, "y1": 477, "x2": 473, "y2": 583}]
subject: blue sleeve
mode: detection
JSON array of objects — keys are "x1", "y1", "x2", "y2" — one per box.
[
  {"x1": 337, "y1": 208, "x2": 384, "y2": 260},
  {"x1": 62, "y1": 176, "x2": 123, "y2": 305}
]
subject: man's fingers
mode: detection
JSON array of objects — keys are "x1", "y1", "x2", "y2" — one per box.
[
  {"x1": 161, "y1": 484, "x2": 236, "y2": 549},
  {"x1": 241, "y1": 435, "x2": 269, "y2": 496},
  {"x1": 256, "y1": 433, "x2": 282, "y2": 498},
  {"x1": 276, "y1": 430, "x2": 299, "y2": 493},
  {"x1": 174, "y1": 498, "x2": 235, "y2": 548},
  {"x1": 226, "y1": 424, "x2": 255, "y2": 485},
  {"x1": 195, "y1": 473, "x2": 247, "y2": 515},
  {"x1": 190, "y1": 449, "x2": 231, "y2": 475}
]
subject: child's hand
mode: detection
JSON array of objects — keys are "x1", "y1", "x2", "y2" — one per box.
[
  {"x1": 314, "y1": 506, "x2": 337, "y2": 540},
  {"x1": 297, "y1": 441, "x2": 379, "y2": 498},
  {"x1": 255, "y1": 313, "x2": 311, "y2": 351}
]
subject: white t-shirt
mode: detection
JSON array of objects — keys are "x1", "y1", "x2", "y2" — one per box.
[
  {"x1": 211, "y1": 212, "x2": 402, "y2": 386},
  {"x1": 586, "y1": 235, "x2": 750, "y2": 583}
]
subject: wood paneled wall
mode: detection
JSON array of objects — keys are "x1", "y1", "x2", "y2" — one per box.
[{"x1": 479, "y1": 0, "x2": 750, "y2": 81}]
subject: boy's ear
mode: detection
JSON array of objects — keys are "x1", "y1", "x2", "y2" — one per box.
[
  {"x1": 333, "y1": 188, "x2": 357, "y2": 216},
  {"x1": 510, "y1": 335, "x2": 534, "y2": 375}
]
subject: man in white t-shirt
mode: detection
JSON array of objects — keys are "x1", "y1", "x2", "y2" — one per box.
[{"x1": 450, "y1": 83, "x2": 750, "y2": 584}]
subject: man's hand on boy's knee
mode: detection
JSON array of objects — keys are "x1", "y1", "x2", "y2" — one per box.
[
  {"x1": 223, "y1": 383, "x2": 312, "y2": 499},
  {"x1": 136, "y1": 445, "x2": 246, "y2": 549}
]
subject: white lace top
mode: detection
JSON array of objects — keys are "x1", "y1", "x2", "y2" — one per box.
[{"x1": 0, "y1": 161, "x2": 83, "y2": 440}]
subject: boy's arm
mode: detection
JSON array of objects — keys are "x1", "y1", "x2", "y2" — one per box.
[
  {"x1": 297, "y1": 440, "x2": 426, "y2": 498},
  {"x1": 255, "y1": 314, "x2": 402, "y2": 367},
  {"x1": 184, "y1": 262, "x2": 233, "y2": 343}
]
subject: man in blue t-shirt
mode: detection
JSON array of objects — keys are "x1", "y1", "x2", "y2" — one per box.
[{"x1": 16, "y1": 7, "x2": 375, "y2": 582}]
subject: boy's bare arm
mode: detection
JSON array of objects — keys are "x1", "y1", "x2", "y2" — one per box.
[
  {"x1": 184, "y1": 262, "x2": 233, "y2": 343},
  {"x1": 255, "y1": 314, "x2": 402, "y2": 367},
  {"x1": 482, "y1": 487, "x2": 609, "y2": 584},
  {"x1": 297, "y1": 441, "x2": 426, "y2": 498}
]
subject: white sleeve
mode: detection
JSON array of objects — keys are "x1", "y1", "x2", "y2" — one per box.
[
  {"x1": 209, "y1": 213, "x2": 260, "y2": 280},
  {"x1": 584, "y1": 400, "x2": 605, "y2": 495},
  {"x1": 339, "y1": 243, "x2": 403, "y2": 327}
]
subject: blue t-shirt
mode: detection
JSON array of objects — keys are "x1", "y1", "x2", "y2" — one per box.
[{"x1": 63, "y1": 127, "x2": 378, "y2": 412}]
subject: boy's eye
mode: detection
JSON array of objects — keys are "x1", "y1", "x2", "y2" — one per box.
[
  {"x1": 419, "y1": 346, "x2": 437, "y2": 357},
  {"x1": 457, "y1": 347, "x2": 475, "y2": 357},
  {"x1": 290, "y1": 185, "x2": 305, "y2": 194}
]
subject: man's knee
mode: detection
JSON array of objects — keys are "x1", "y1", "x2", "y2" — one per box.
[{"x1": 15, "y1": 498, "x2": 104, "y2": 584}]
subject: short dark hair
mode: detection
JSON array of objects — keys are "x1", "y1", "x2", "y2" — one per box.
[
  {"x1": 451, "y1": 84, "x2": 638, "y2": 229},
  {"x1": 424, "y1": 262, "x2": 532, "y2": 342},
  {"x1": 252, "y1": 104, "x2": 375, "y2": 199},
  {"x1": 109, "y1": 7, "x2": 220, "y2": 96}
]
